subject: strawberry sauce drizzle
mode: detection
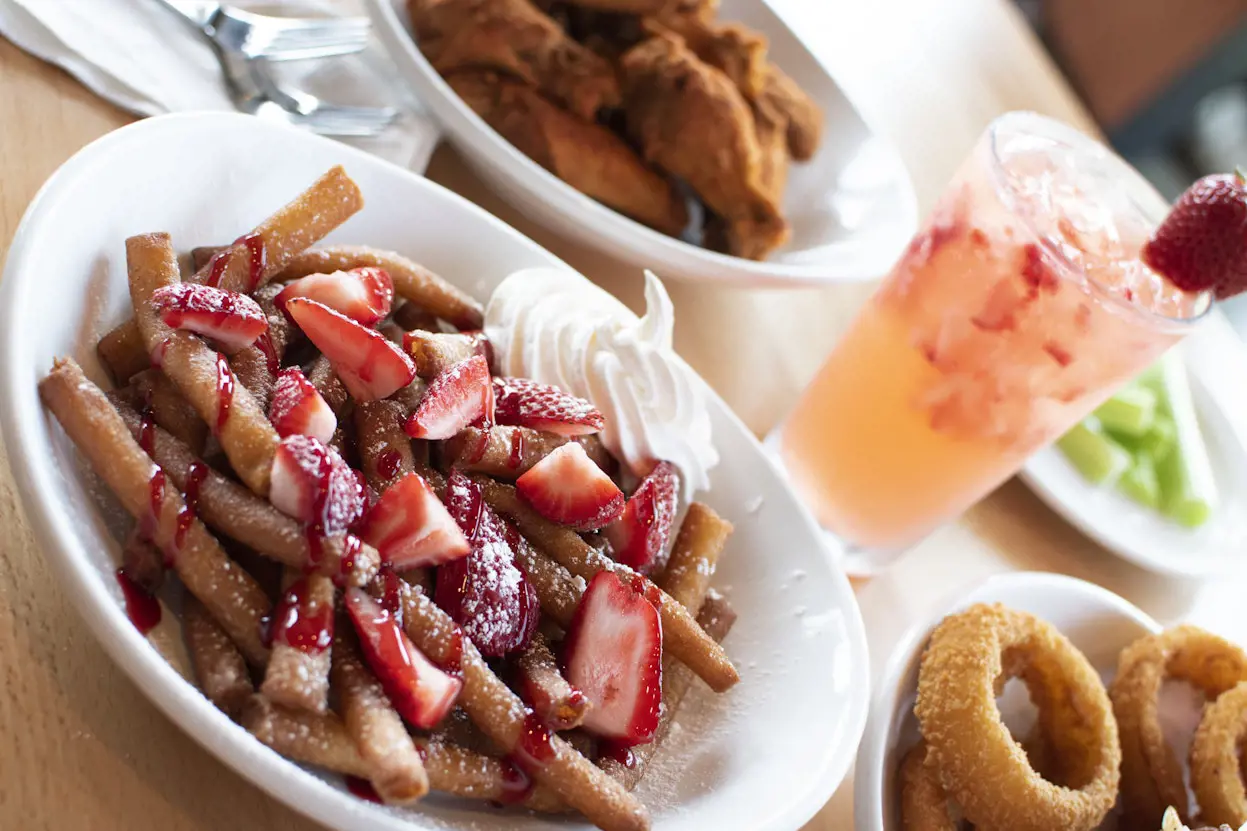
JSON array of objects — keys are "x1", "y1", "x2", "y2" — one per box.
[
  {"x1": 239, "y1": 232, "x2": 267, "y2": 291},
  {"x1": 205, "y1": 252, "x2": 229, "y2": 288},
  {"x1": 344, "y1": 776, "x2": 382, "y2": 803},
  {"x1": 379, "y1": 565, "x2": 404, "y2": 626},
  {"x1": 507, "y1": 429, "x2": 525, "y2": 469},
  {"x1": 338, "y1": 535, "x2": 361, "y2": 583},
  {"x1": 497, "y1": 758, "x2": 534, "y2": 805},
  {"x1": 115, "y1": 568, "x2": 161, "y2": 634},
  {"x1": 266, "y1": 578, "x2": 332, "y2": 653},
  {"x1": 600, "y1": 740, "x2": 637, "y2": 769},
  {"x1": 214, "y1": 353, "x2": 234, "y2": 434},
  {"x1": 514, "y1": 711, "x2": 555, "y2": 768},
  {"x1": 376, "y1": 449, "x2": 402, "y2": 480},
  {"x1": 141, "y1": 469, "x2": 167, "y2": 542},
  {"x1": 438, "y1": 627, "x2": 465, "y2": 678},
  {"x1": 255, "y1": 331, "x2": 280, "y2": 375},
  {"x1": 467, "y1": 430, "x2": 490, "y2": 464},
  {"x1": 174, "y1": 460, "x2": 209, "y2": 550}
]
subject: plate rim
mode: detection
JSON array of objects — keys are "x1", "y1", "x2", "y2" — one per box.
[{"x1": 0, "y1": 111, "x2": 871, "y2": 831}]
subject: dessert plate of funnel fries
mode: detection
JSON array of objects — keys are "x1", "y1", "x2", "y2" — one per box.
[{"x1": 0, "y1": 112, "x2": 868, "y2": 831}]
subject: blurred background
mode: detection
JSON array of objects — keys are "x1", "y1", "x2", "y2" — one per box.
[{"x1": 1015, "y1": 0, "x2": 1247, "y2": 321}]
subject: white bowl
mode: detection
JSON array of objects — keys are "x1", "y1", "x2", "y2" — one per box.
[
  {"x1": 365, "y1": 0, "x2": 918, "y2": 287},
  {"x1": 853, "y1": 572, "x2": 1161, "y2": 831},
  {"x1": 0, "y1": 112, "x2": 869, "y2": 831}
]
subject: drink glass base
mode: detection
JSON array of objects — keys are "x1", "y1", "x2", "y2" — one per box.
[{"x1": 762, "y1": 423, "x2": 905, "y2": 578}]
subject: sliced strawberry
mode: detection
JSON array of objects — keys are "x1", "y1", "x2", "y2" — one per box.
[
  {"x1": 562, "y1": 571, "x2": 662, "y2": 743},
  {"x1": 360, "y1": 472, "x2": 470, "y2": 569},
  {"x1": 516, "y1": 442, "x2": 624, "y2": 531},
  {"x1": 493, "y1": 377, "x2": 604, "y2": 436},
  {"x1": 284, "y1": 298, "x2": 415, "y2": 401},
  {"x1": 269, "y1": 367, "x2": 336, "y2": 444},
  {"x1": 404, "y1": 355, "x2": 494, "y2": 441},
  {"x1": 403, "y1": 331, "x2": 491, "y2": 379},
  {"x1": 1144, "y1": 171, "x2": 1247, "y2": 298},
  {"x1": 269, "y1": 434, "x2": 365, "y2": 535},
  {"x1": 344, "y1": 586, "x2": 462, "y2": 729},
  {"x1": 276, "y1": 267, "x2": 394, "y2": 326},
  {"x1": 603, "y1": 461, "x2": 680, "y2": 574},
  {"x1": 435, "y1": 471, "x2": 539, "y2": 657},
  {"x1": 150, "y1": 283, "x2": 268, "y2": 352}
]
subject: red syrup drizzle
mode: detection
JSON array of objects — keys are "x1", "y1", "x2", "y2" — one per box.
[
  {"x1": 344, "y1": 776, "x2": 382, "y2": 803},
  {"x1": 514, "y1": 710, "x2": 555, "y2": 769},
  {"x1": 497, "y1": 758, "x2": 534, "y2": 805},
  {"x1": 507, "y1": 429, "x2": 525, "y2": 470},
  {"x1": 240, "y1": 232, "x2": 267, "y2": 291},
  {"x1": 174, "y1": 460, "x2": 209, "y2": 550},
  {"x1": 599, "y1": 740, "x2": 637, "y2": 769},
  {"x1": 378, "y1": 565, "x2": 404, "y2": 627},
  {"x1": 376, "y1": 448, "x2": 402, "y2": 480},
  {"x1": 205, "y1": 251, "x2": 229, "y2": 288},
  {"x1": 438, "y1": 627, "x2": 466, "y2": 679},
  {"x1": 266, "y1": 578, "x2": 333, "y2": 653},
  {"x1": 214, "y1": 353, "x2": 234, "y2": 434},
  {"x1": 254, "y1": 331, "x2": 280, "y2": 376},
  {"x1": 338, "y1": 535, "x2": 362, "y2": 584},
  {"x1": 115, "y1": 568, "x2": 161, "y2": 634},
  {"x1": 141, "y1": 469, "x2": 167, "y2": 543}
]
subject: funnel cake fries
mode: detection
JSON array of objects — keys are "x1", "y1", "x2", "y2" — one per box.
[
  {"x1": 127, "y1": 233, "x2": 281, "y2": 496},
  {"x1": 276, "y1": 245, "x2": 484, "y2": 330},
  {"x1": 184, "y1": 594, "x2": 254, "y2": 719},
  {"x1": 447, "y1": 70, "x2": 690, "y2": 237},
  {"x1": 112, "y1": 403, "x2": 378, "y2": 586},
  {"x1": 476, "y1": 478, "x2": 740, "y2": 692},
  {"x1": 444, "y1": 426, "x2": 612, "y2": 479},
  {"x1": 260, "y1": 571, "x2": 336, "y2": 713},
  {"x1": 229, "y1": 283, "x2": 295, "y2": 409},
  {"x1": 98, "y1": 167, "x2": 363, "y2": 383},
  {"x1": 518, "y1": 631, "x2": 591, "y2": 730},
  {"x1": 133, "y1": 369, "x2": 209, "y2": 456},
  {"x1": 407, "y1": 0, "x2": 621, "y2": 120},
  {"x1": 40, "y1": 359, "x2": 272, "y2": 665}
]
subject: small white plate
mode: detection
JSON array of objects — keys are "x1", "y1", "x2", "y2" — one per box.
[
  {"x1": 365, "y1": 0, "x2": 917, "y2": 286},
  {"x1": 1020, "y1": 314, "x2": 1247, "y2": 579},
  {"x1": 854, "y1": 571, "x2": 1161, "y2": 831},
  {"x1": 0, "y1": 112, "x2": 868, "y2": 831}
]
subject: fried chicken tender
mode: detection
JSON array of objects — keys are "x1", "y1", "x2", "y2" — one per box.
[
  {"x1": 408, "y1": 0, "x2": 620, "y2": 119},
  {"x1": 447, "y1": 70, "x2": 688, "y2": 235},
  {"x1": 621, "y1": 33, "x2": 788, "y2": 260},
  {"x1": 758, "y1": 64, "x2": 824, "y2": 161}
]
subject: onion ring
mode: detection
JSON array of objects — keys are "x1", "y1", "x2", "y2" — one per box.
[
  {"x1": 898, "y1": 740, "x2": 957, "y2": 831},
  {"x1": 1109, "y1": 625, "x2": 1247, "y2": 828},
  {"x1": 914, "y1": 603, "x2": 1120, "y2": 831},
  {"x1": 1190, "y1": 680, "x2": 1247, "y2": 828}
]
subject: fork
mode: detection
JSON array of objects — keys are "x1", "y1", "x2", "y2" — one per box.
[
  {"x1": 155, "y1": 0, "x2": 371, "y2": 61},
  {"x1": 220, "y1": 51, "x2": 400, "y2": 136}
]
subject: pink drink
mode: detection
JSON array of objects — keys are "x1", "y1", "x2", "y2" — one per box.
[{"x1": 777, "y1": 113, "x2": 1208, "y2": 569}]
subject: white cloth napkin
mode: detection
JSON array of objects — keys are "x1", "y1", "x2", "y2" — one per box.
[{"x1": 0, "y1": 0, "x2": 441, "y2": 172}]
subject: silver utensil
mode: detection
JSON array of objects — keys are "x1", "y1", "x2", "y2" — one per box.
[
  {"x1": 220, "y1": 51, "x2": 400, "y2": 136},
  {"x1": 155, "y1": 0, "x2": 371, "y2": 61}
]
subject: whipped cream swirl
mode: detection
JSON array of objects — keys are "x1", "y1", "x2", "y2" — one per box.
[{"x1": 485, "y1": 268, "x2": 717, "y2": 500}]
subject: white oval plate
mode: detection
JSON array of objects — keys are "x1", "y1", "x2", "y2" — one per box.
[
  {"x1": 1019, "y1": 315, "x2": 1247, "y2": 579},
  {"x1": 854, "y1": 572, "x2": 1161, "y2": 831},
  {"x1": 365, "y1": 0, "x2": 917, "y2": 287},
  {"x1": 0, "y1": 112, "x2": 869, "y2": 831}
]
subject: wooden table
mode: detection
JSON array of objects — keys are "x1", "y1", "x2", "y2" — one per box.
[{"x1": 0, "y1": 2, "x2": 1234, "y2": 829}]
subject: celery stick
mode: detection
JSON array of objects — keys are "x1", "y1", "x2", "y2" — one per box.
[
  {"x1": 1153, "y1": 351, "x2": 1217, "y2": 528},
  {"x1": 1058, "y1": 418, "x2": 1132, "y2": 485},
  {"x1": 1118, "y1": 453, "x2": 1160, "y2": 509},
  {"x1": 1094, "y1": 385, "x2": 1157, "y2": 437},
  {"x1": 1112, "y1": 415, "x2": 1176, "y2": 462}
]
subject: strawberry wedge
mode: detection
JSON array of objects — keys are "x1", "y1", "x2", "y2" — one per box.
[
  {"x1": 361, "y1": 472, "x2": 470, "y2": 569},
  {"x1": 405, "y1": 355, "x2": 494, "y2": 441},
  {"x1": 150, "y1": 283, "x2": 267, "y2": 352},
  {"x1": 269, "y1": 367, "x2": 336, "y2": 444},
  {"x1": 493, "y1": 376, "x2": 604, "y2": 436},
  {"x1": 269, "y1": 434, "x2": 365, "y2": 535},
  {"x1": 562, "y1": 571, "x2": 662, "y2": 744},
  {"x1": 603, "y1": 461, "x2": 680, "y2": 574},
  {"x1": 276, "y1": 267, "x2": 394, "y2": 326},
  {"x1": 516, "y1": 442, "x2": 624, "y2": 531},
  {"x1": 284, "y1": 297, "x2": 415, "y2": 401},
  {"x1": 344, "y1": 587, "x2": 461, "y2": 729}
]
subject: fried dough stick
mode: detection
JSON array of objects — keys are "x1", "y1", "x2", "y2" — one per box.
[
  {"x1": 332, "y1": 625, "x2": 430, "y2": 804},
  {"x1": 260, "y1": 571, "x2": 335, "y2": 713},
  {"x1": 40, "y1": 359, "x2": 271, "y2": 665},
  {"x1": 382, "y1": 576, "x2": 649, "y2": 831},
  {"x1": 408, "y1": 0, "x2": 621, "y2": 119},
  {"x1": 127, "y1": 232, "x2": 281, "y2": 496},
  {"x1": 229, "y1": 283, "x2": 296, "y2": 409},
  {"x1": 477, "y1": 478, "x2": 739, "y2": 692},
  {"x1": 112, "y1": 401, "x2": 378, "y2": 585},
  {"x1": 446, "y1": 70, "x2": 689, "y2": 237},
  {"x1": 184, "y1": 594, "x2": 254, "y2": 719},
  {"x1": 133, "y1": 369, "x2": 209, "y2": 456},
  {"x1": 242, "y1": 696, "x2": 566, "y2": 811},
  {"x1": 620, "y1": 34, "x2": 788, "y2": 260},
  {"x1": 120, "y1": 531, "x2": 166, "y2": 592},
  {"x1": 403, "y1": 331, "x2": 487, "y2": 379},
  {"x1": 444, "y1": 426, "x2": 612, "y2": 480},
  {"x1": 98, "y1": 167, "x2": 363, "y2": 383},
  {"x1": 517, "y1": 631, "x2": 590, "y2": 730},
  {"x1": 278, "y1": 245, "x2": 484, "y2": 330}
]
